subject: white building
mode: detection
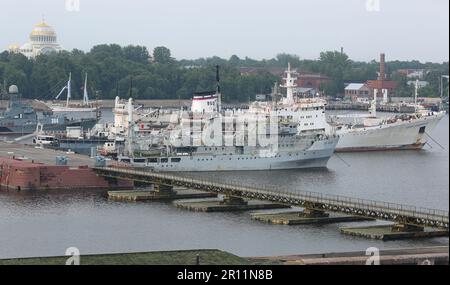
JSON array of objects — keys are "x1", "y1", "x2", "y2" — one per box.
[
  {"x1": 8, "y1": 19, "x2": 63, "y2": 58},
  {"x1": 344, "y1": 83, "x2": 370, "y2": 101},
  {"x1": 407, "y1": 80, "x2": 429, "y2": 88}
]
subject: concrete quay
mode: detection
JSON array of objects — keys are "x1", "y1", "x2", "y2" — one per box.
[
  {"x1": 0, "y1": 142, "x2": 133, "y2": 192},
  {"x1": 0, "y1": 141, "x2": 96, "y2": 166},
  {"x1": 248, "y1": 246, "x2": 449, "y2": 265}
]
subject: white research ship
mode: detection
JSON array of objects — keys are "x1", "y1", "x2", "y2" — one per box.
[
  {"x1": 117, "y1": 65, "x2": 339, "y2": 171},
  {"x1": 329, "y1": 81, "x2": 446, "y2": 152}
]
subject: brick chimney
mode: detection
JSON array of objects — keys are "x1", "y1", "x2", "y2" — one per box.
[{"x1": 377, "y1": 53, "x2": 385, "y2": 98}]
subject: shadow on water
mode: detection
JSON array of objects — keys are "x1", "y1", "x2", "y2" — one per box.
[{"x1": 180, "y1": 168, "x2": 337, "y2": 193}]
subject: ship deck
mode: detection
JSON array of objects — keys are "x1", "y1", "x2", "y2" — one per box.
[{"x1": 0, "y1": 141, "x2": 95, "y2": 166}]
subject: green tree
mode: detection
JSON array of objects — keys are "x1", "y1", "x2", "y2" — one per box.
[
  {"x1": 318, "y1": 51, "x2": 351, "y2": 96},
  {"x1": 3, "y1": 65, "x2": 29, "y2": 97},
  {"x1": 153, "y1": 46, "x2": 172, "y2": 64},
  {"x1": 276, "y1": 53, "x2": 301, "y2": 68},
  {"x1": 123, "y1": 45, "x2": 150, "y2": 64}
]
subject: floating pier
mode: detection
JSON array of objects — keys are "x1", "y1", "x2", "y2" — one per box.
[
  {"x1": 108, "y1": 186, "x2": 217, "y2": 202},
  {"x1": 174, "y1": 196, "x2": 290, "y2": 212},
  {"x1": 340, "y1": 224, "x2": 449, "y2": 241},
  {"x1": 94, "y1": 166, "x2": 449, "y2": 231},
  {"x1": 251, "y1": 210, "x2": 374, "y2": 225}
]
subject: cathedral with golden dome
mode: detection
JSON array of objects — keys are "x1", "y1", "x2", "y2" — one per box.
[{"x1": 8, "y1": 19, "x2": 63, "y2": 58}]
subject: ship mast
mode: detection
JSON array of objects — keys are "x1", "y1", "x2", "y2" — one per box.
[
  {"x1": 414, "y1": 79, "x2": 419, "y2": 113},
  {"x1": 271, "y1": 82, "x2": 278, "y2": 110},
  {"x1": 66, "y1": 72, "x2": 71, "y2": 107},
  {"x1": 83, "y1": 73, "x2": 89, "y2": 106},
  {"x1": 281, "y1": 63, "x2": 297, "y2": 105},
  {"x1": 216, "y1": 65, "x2": 222, "y2": 112},
  {"x1": 126, "y1": 98, "x2": 134, "y2": 156}
]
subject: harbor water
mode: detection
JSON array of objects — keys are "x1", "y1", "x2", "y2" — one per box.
[{"x1": 0, "y1": 113, "x2": 448, "y2": 259}]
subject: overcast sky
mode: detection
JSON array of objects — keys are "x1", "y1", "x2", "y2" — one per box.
[{"x1": 1, "y1": 0, "x2": 448, "y2": 62}]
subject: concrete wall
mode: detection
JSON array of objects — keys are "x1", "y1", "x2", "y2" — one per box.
[{"x1": 0, "y1": 157, "x2": 133, "y2": 191}]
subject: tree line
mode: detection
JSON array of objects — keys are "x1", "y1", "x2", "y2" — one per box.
[{"x1": 0, "y1": 45, "x2": 448, "y2": 102}]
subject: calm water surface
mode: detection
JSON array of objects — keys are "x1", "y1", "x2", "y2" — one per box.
[{"x1": 0, "y1": 113, "x2": 448, "y2": 259}]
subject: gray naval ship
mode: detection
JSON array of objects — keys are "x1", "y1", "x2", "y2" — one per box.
[
  {"x1": 118, "y1": 111, "x2": 339, "y2": 172},
  {"x1": 117, "y1": 66, "x2": 339, "y2": 171},
  {"x1": 120, "y1": 133, "x2": 339, "y2": 172},
  {"x1": 0, "y1": 85, "x2": 97, "y2": 135}
]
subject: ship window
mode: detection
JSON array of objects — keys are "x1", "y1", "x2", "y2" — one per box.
[
  {"x1": 161, "y1": 158, "x2": 169, "y2": 163},
  {"x1": 120, "y1": 158, "x2": 131, "y2": 163},
  {"x1": 171, "y1": 158, "x2": 181, "y2": 163},
  {"x1": 419, "y1": 126, "x2": 426, "y2": 134},
  {"x1": 148, "y1": 158, "x2": 157, "y2": 163},
  {"x1": 133, "y1": 158, "x2": 146, "y2": 163}
]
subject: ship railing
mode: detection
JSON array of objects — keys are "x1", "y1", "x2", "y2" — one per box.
[{"x1": 97, "y1": 166, "x2": 449, "y2": 225}]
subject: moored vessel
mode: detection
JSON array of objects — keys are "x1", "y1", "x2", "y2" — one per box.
[
  {"x1": 0, "y1": 85, "x2": 97, "y2": 135},
  {"x1": 330, "y1": 80, "x2": 446, "y2": 152},
  {"x1": 117, "y1": 65, "x2": 339, "y2": 171}
]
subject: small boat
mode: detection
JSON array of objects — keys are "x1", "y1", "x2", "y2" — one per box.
[
  {"x1": 98, "y1": 140, "x2": 124, "y2": 158},
  {"x1": 32, "y1": 134, "x2": 58, "y2": 146}
]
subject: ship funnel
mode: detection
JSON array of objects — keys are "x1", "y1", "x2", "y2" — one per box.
[
  {"x1": 216, "y1": 65, "x2": 222, "y2": 112},
  {"x1": 216, "y1": 65, "x2": 221, "y2": 93}
]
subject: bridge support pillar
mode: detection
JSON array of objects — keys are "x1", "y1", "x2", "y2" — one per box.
[
  {"x1": 302, "y1": 208, "x2": 329, "y2": 218},
  {"x1": 221, "y1": 195, "x2": 248, "y2": 206},
  {"x1": 392, "y1": 223, "x2": 424, "y2": 233},
  {"x1": 154, "y1": 184, "x2": 176, "y2": 195}
]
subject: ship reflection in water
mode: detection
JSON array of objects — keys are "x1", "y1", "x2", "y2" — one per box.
[{"x1": 0, "y1": 114, "x2": 448, "y2": 260}]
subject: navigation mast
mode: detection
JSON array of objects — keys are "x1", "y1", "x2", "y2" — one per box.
[
  {"x1": 83, "y1": 73, "x2": 89, "y2": 106},
  {"x1": 281, "y1": 63, "x2": 297, "y2": 104},
  {"x1": 216, "y1": 65, "x2": 222, "y2": 112}
]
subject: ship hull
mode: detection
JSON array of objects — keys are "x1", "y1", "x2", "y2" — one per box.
[
  {"x1": 0, "y1": 125, "x2": 36, "y2": 135},
  {"x1": 0, "y1": 118, "x2": 98, "y2": 135},
  {"x1": 335, "y1": 112, "x2": 445, "y2": 152},
  {"x1": 121, "y1": 137, "x2": 339, "y2": 172},
  {"x1": 51, "y1": 107, "x2": 96, "y2": 112}
]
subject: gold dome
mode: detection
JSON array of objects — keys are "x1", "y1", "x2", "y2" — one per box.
[
  {"x1": 8, "y1": 44, "x2": 20, "y2": 50},
  {"x1": 30, "y1": 21, "x2": 57, "y2": 37}
]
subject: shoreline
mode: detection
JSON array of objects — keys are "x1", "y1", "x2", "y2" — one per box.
[{"x1": 0, "y1": 246, "x2": 447, "y2": 265}]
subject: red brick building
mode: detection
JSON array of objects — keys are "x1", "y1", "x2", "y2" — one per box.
[
  {"x1": 296, "y1": 72, "x2": 332, "y2": 89},
  {"x1": 366, "y1": 80, "x2": 398, "y2": 99}
]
